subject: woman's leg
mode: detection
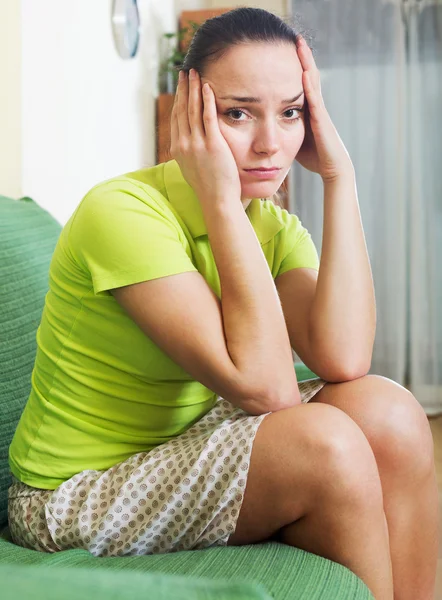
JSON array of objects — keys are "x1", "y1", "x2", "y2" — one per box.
[
  {"x1": 308, "y1": 374, "x2": 439, "y2": 600},
  {"x1": 227, "y1": 401, "x2": 394, "y2": 599}
]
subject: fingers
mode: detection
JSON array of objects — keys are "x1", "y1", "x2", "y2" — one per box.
[
  {"x1": 170, "y1": 67, "x2": 221, "y2": 158},
  {"x1": 170, "y1": 79, "x2": 179, "y2": 155},
  {"x1": 188, "y1": 69, "x2": 205, "y2": 140},
  {"x1": 176, "y1": 70, "x2": 191, "y2": 140},
  {"x1": 296, "y1": 35, "x2": 318, "y2": 75},
  {"x1": 295, "y1": 35, "x2": 323, "y2": 110},
  {"x1": 171, "y1": 69, "x2": 207, "y2": 159},
  {"x1": 170, "y1": 72, "x2": 185, "y2": 156},
  {"x1": 201, "y1": 82, "x2": 220, "y2": 142}
]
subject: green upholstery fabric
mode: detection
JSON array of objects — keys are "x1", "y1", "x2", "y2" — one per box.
[
  {"x1": 294, "y1": 362, "x2": 319, "y2": 382},
  {"x1": 0, "y1": 562, "x2": 271, "y2": 600},
  {"x1": 0, "y1": 196, "x2": 62, "y2": 528},
  {"x1": 0, "y1": 195, "x2": 372, "y2": 599},
  {"x1": 0, "y1": 530, "x2": 373, "y2": 599}
]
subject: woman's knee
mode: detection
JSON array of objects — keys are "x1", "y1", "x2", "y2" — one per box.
[
  {"x1": 363, "y1": 376, "x2": 434, "y2": 480},
  {"x1": 313, "y1": 374, "x2": 434, "y2": 482},
  {"x1": 227, "y1": 403, "x2": 384, "y2": 546},
  {"x1": 262, "y1": 403, "x2": 384, "y2": 510}
]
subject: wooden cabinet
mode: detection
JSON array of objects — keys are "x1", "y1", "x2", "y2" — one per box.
[
  {"x1": 155, "y1": 8, "x2": 290, "y2": 210},
  {"x1": 156, "y1": 93, "x2": 174, "y2": 165}
]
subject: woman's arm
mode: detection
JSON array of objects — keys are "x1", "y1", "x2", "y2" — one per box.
[
  {"x1": 308, "y1": 171, "x2": 376, "y2": 378},
  {"x1": 290, "y1": 36, "x2": 375, "y2": 379}
]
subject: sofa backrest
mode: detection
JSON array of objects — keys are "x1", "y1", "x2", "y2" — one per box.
[{"x1": 0, "y1": 195, "x2": 61, "y2": 528}]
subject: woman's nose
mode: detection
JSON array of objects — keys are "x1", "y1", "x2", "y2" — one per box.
[{"x1": 252, "y1": 123, "x2": 280, "y2": 155}]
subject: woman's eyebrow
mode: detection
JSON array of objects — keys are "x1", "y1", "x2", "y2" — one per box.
[{"x1": 218, "y1": 91, "x2": 304, "y2": 103}]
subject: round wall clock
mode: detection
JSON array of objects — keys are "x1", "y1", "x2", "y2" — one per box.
[{"x1": 111, "y1": 0, "x2": 140, "y2": 59}]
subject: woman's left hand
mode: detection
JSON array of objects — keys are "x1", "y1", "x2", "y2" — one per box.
[{"x1": 295, "y1": 35, "x2": 354, "y2": 182}]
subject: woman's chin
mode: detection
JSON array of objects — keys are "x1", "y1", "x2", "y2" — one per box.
[{"x1": 240, "y1": 180, "x2": 280, "y2": 200}]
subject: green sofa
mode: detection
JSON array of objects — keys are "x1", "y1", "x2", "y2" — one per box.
[{"x1": 0, "y1": 194, "x2": 373, "y2": 599}]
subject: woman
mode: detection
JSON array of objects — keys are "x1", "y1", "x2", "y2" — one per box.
[{"x1": 8, "y1": 7, "x2": 438, "y2": 599}]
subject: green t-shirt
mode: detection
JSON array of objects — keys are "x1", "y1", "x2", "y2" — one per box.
[{"x1": 9, "y1": 159, "x2": 319, "y2": 489}]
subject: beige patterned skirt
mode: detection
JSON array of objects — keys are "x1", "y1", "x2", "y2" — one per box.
[{"x1": 8, "y1": 379, "x2": 327, "y2": 557}]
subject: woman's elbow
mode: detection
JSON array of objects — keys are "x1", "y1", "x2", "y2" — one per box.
[{"x1": 318, "y1": 357, "x2": 371, "y2": 383}]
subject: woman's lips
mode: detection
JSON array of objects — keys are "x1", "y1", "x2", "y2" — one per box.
[{"x1": 243, "y1": 168, "x2": 281, "y2": 179}]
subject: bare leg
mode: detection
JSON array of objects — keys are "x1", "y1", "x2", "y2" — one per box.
[
  {"x1": 227, "y1": 402, "x2": 395, "y2": 599},
  {"x1": 275, "y1": 480, "x2": 394, "y2": 599},
  {"x1": 378, "y1": 458, "x2": 439, "y2": 600},
  {"x1": 308, "y1": 375, "x2": 439, "y2": 600}
]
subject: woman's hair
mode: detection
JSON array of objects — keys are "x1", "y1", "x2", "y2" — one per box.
[{"x1": 179, "y1": 7, "x2": 309, "y2": 210}]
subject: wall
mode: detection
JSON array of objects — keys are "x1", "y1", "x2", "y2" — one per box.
[
  {"x1": 209, "y1": 0, "x2": 287, "y2": 16},
  {"x1": 0, "y1": 1, "x2": 22, "y2": 198},
  {"x1": 19, "y1": 0, "x2": 179, "y2": 225},
  {"x1": 0, "y1": 0, "x2": 288, "y2": 223},
  {"x1": 0, "y1": 0, "x2": 178, "y2": 224}
]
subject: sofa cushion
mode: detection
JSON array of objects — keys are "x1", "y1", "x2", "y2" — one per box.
[
  {"x1": 0, "y1": 561, "x2": 272, "y2": 600},
  {"x1": 0, "y1": 196, "x2": 62, "y2": 528},
  {"x1": 0, "y1": 530, "x2": 373, "y2": 599}
]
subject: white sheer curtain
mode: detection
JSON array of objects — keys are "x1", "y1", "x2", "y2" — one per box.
[
  {"x1": 288, "y1": 0, "x2": 442, "y2": 414},
  {"x1": 407, "y1": 1, "x2": 442, "y2": 413}
]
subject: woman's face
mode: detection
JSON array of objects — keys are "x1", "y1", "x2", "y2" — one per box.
[{"x1": 201, "y1": 42, "x2": 305, "y2": 207}]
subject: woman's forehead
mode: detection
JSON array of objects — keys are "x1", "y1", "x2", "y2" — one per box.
[
  {"x1": 205, "y1": 43, "x2": 301, "y2": 78},
  {"x1": 203, "y1": 43, "x2": 303, "y2": 98}
]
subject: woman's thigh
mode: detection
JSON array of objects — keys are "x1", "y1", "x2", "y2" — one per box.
[{"x1": 226, "y1": 400, "x2": 384, "y2": 547}]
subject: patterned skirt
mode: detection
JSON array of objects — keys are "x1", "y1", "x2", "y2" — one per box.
[{"x1": 8, "y1": 379, "x2": 327, "y2": 557}]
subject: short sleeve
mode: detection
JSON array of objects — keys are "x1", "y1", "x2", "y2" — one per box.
[
  {"x1": 69, "y1": 180, "x2": 198, "y2": 295},
  {"x1": 276, "y1": 211, "x2": 320, "y2": 277}
]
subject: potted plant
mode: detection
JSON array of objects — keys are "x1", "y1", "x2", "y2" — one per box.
[{"x1": 159, "y1": 21, "x2": 200, "y2": 94}]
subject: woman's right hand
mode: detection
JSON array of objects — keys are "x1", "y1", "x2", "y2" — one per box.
[{"x1": 170, "y1": 68, "x2": 242, "y2": 204}]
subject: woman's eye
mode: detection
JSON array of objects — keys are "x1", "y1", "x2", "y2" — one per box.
[
  {"x1": 224, "y1": 108, "x2": 303, "y2": 123},
  {"x1": 284, "y1": 108, "x2": 303, "y2": 120},
  {"x1": 226, "y1": 109, "x2": 247, "y2": 122}
]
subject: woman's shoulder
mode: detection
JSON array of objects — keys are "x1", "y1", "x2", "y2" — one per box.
[
  {"x1": 63, "y1": 163, "x2": 177, "y2": 247},
  {"x1": 83, "y1": 162, "x2": 168, "y2": 207}
]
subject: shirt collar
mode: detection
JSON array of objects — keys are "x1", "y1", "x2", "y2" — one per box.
[{"x1": 163, "y1": 159, "x2": 285, "y2": 245}]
